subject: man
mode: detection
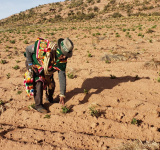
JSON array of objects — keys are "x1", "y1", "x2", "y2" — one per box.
[{"x1": 24, "y1": 37, "x2": 74, "y2": 113}]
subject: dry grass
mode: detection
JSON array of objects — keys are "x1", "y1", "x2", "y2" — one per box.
[{"x1": 117, "y1": 139, "x2": 159, "y2": 150}]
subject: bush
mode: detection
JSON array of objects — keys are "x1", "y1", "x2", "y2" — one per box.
[
  {"x1": 93, "y1": 6, "x2": 99, "y2": 12},
  {"x1": 87, "y1": 0, "x2": 94, "y2": 3},
  {"x1": 68, "y1": 0, "x2": 83, "y2": 8},
  {"x1": 24, "y1": 40, "x2": 29, "y2": 44},
  {"x1": 104, "y1": 4, "x2": 110, "y2": 11},
  {"x1": 112, "y1": 12, "x2": 123, "y2": 18},
  {"x1": 58, "y1": 7, "x2": 62, "y2": 12},
  {"x1": 67, "y1": 12, "x2": 95, "y2": 21},
  {"x1": 10, "y1": 40, "x2": 15, "y2": 44},
  {"x1": 110, "y1": 0, "x2": 116, "y2": 4},
  {"x1": 87, "y1": 7, "x2": 93, "y2": 12},
  {"x1": 54, "y1": 15, "x2": 63, "y2": 21}
]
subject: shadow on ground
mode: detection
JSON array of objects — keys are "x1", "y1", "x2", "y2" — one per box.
[
  {"x1": 44, "y1": 75, "x2": 149, "y2": 111},
  {"x1": 65, "y1": 75, "x2": 149, "y2": 104}
]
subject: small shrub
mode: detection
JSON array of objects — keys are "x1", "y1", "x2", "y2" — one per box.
[
  {"x1": 146, "y1": 29, "x2": 154, "y2": 33},
  {"x1": 110, "y1": 0, "x2": 116, "y2": 4},
  {"x1": 17, "y1": 90, "x2": 22, "y2": 95},
  {"x1": 16, "y1": 60, "x2": 20, "y2": 63},
  {"x1": 152, "y1": 25, "x2": 157, "y2": 28},
  {"x1": 122, "y1": 28, "x2": 127, "y2": 32},
  {"x1": 44, "y1": 114, "x2": 51, "y2": 119},
  {"x1": 157, "y1": 77, "x2": 160, "y2": 82},
  {"x1": 110, "y1": 74, "x2": 116, "y2": 79},
  {"x1": 8, "y1": 56, "x2": 13, "y2": 59},
  {"x1": 87, "y1": 0, "x2": 93, "y2": 3},
  {"x1": 135, "y1": 75, "x2": 139, "y2": 80},
  {"x1": 93, "y1": 6, "x2": 99, "y2": 12},
  {"x1": 112, "y1": 12, "x2": 123, "y2": 18},
  {"x1": 84, "y1": 89, "x2": 89, "y2": 94},
  {"x1": 138, "y1": 33, "x2": 142, "y2": 36},
  {"x1": 24, "y1": 40, "x2": 29, "y2": 44},
  {"x1": 0, "y1": 59, "x2": 6, "y2": 64},
  {"x1": 6, "y1": 73, "x2": 10, "y2": 79},
  {"x1": 125, "y1": 32, "x2": 131, "y2": 38},
  {"x1": 96, "y1": 32, "x2": 100, "y2": 35},
  {"x1": 67, "y1": 73, "x2": 74, "y2": 79},
  {"x1": 131, "y1": 118, "x2": 137, "y2": 124},
  {"x1": 61, "y1": 106, "x2": 69, "y2": 113},
  {"x1": 28, "y1": 103, "x2": 35, "y2": 109},
  {"x1": 0, "y1": 100, "x2": 4, "y2": 105},
  {"x1": 10, "y1": 40, "x2": 15, "y2": 44},
  {"x1": 88, "y1": 53, "x2": 92, "y2": 57},
  {"x1": 116, "y1": 33, "x2": 120, "y2": 37},
  {"x1": 89, "y1": 106, "x2": 99, "y2": 117},
  {"x1": 13, "y1": 65, "x2": 20, "y2": 70},
  {"x1": 105, "y1": 60, "x2": 110, "y2": 63}
]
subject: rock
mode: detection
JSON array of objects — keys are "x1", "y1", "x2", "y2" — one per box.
[
  {"x1": 91, "y1": 122, "x2": 99, "y2": 128},
  {"x1": 0, "y1": 105, "x2": 5, "y2": 114},
  {"x1": 4, "y1": 103, "x2": 11, "y2": 108}
]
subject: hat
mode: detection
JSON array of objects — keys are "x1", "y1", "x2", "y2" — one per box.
[{"x1": 58, "y1": 38, "x2": 73, "y2": 58}]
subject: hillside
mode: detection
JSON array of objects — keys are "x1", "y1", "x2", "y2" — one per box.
[
  {"x1": 0, "y1": 0, "x2": 160, "y2": 150},
  {"x1": 1, "y1": 0, "x2": 160, "y2": 28}
]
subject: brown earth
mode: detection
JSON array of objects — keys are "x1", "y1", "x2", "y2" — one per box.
[{"x1": 0, "y1": 16, "x2": 160, "y2": 149}]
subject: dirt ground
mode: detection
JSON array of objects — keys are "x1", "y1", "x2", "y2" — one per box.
[{"x1": 0, "y1": 17, "x2": 160, "y2": 149}]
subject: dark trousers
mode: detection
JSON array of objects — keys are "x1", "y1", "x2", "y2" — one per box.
[{"x1": 25, "y1": 61, "x2": 55, "y2": 109}]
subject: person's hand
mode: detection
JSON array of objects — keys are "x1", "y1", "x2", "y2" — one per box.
[{"x1": 59, "y1": 96, "x2": 65, "y2": 106}]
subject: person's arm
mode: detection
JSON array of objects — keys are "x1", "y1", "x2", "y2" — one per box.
[
  {"x1": 58, "y1": 70, "x2": 66, "y2": 105},
  {"x1": 26, "y1": 44, "x2": 34, "y2": 66},
  {"x1": 58, "y1": 70, "x2": 66, "y2": 95}
]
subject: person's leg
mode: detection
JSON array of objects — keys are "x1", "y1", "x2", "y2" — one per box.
[
  {"x1": 46, "y1": 77, "x2": 55, "y2": 103},
  {"x1": 34, "y1": 81, "x2": 47, "y2": 113}
]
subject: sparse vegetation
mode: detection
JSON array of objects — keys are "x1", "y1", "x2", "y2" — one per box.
[
  {"x1": 89, "y1": 106, "x2": 99, "y2": 117},
  {"x1": 28, "y1": 103, "x2": 35, "y2": 109},
  {"x1": 84, "y1": 89, "x2": 89, "y2": 94},
  {"x1": 131, "y1": 118, "x2": 137, "y2": 124},
  {"x1": 44, "y1": 114, "x2": 51, "y2": 119},
  {"x1": 88, "y1": 53, "x2": 92, "y2": 57},
  {"x1": 6, "y1": 73, "x2": 10, "y2": 79},
  {"x1": 24, "y1": 40, "x2": 29, "y2": 44},
  {"x1": 0, "y1": 100, "x2": 4, "y2": 105},
  {"x1": 112, "y1": 12, "x2": 123, "y2": 18},
  {"x1": 110, "y1": 74, "x2": 116, "y2": 79},
  {"x1": 10, "y1": 40, "x2": 15, "y2": 44},
  {"x1": 61, "y1": 106, "x2": 70, "y2": 113},
  {"x1": 67, "y1": 73, "x2": 75, "y2": 79},
  {"x1": 0, "y1": 59, "x2": 7, "y2": 64},
  {"x1": 12, "y1": 65, "x2": 20, "y2": 70},
  {"x1": 157, "y1": 77, "x2": 160, "y2": 82},
  {"x1": 17, "y1": 90, "x2": 22, "y2": 95},
  {"x1": 16, "y1": 60, "x2": 20, "y2": 63},
  {"x1": 135, "y1": 75, "x2": 139, "y2": 80}
]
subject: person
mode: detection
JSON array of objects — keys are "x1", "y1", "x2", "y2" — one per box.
[{"x1": 24, "y1": 37, "x2": 74, "y2": 113}]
